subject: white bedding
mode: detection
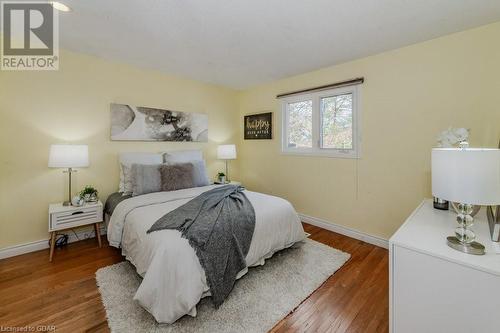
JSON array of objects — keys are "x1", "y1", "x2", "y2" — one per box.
[{"x1": 107, "y1": 185, "x2": 305, "y2": 323}]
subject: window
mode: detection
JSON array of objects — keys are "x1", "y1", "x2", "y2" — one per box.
[
  {"x1": 282, "y1": 85, "x2": 360, "y2": 158},
  {"x1": 286, "y1": 100, "x2": 313, "y2": 148}
]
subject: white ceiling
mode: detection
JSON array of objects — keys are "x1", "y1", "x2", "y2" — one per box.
[{"x1": 55, "y1": 0, "x2": 500, "y2": 89}]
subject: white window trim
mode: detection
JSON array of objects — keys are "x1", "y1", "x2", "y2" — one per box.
[{"x1": 281, "y1": 85, "x2": 361, "y2": 159}]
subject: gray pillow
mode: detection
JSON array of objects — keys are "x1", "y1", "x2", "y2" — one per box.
[
  {"x1": 131, "y1": 163, "x2": 161, "y2": 196},
  {"x1": 160, "y1": 163, "x2": 195, "y2": 192},
  {"x1": 164, "y1": 160, "x2": 209, "y2": 187}
]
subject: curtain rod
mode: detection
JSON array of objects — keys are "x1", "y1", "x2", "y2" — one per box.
[{"x1": 276, "y1": 77, "x2": 364, "y2": 99}]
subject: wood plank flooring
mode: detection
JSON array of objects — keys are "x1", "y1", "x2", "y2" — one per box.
[{"x1": 0, "y1": 224, "x2": 388, "y2": 332}]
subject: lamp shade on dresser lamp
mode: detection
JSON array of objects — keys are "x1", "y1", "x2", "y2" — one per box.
[
  {"x1": 217, "y1": 144, "x2": 237, "y2": 182},
  {"x1": 432, "y1": 148, "x2": 500, "y2": 255},
  {"x1": 48, "y1": 144, "x2": 89, "y2": 206}
]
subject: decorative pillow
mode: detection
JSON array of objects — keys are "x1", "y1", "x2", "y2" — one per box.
[
  {"x1": 163, "y1": 150, "x2": 203, "y2": 163},
  {"x1": 163, "y1": 150, "x2": 209, "y2": 187},
  {"x1": 121, "y1": 164, "x2": 134, "y2": 195},
  {"x1": 189, "y1": 160, "x2": 210, "y2": 187},
  {"x1": 119, "y1": 152, "x2": 163, "y2": 192},
  {"x1": 131, "y1": 164, "x2": 162, "y2": 196},
  {"x1": 159, "y1": 163, "x2": 195, "y2": 192},
  {"x1": 164, "y1": 159, "x2": 209, "y2": 187}
]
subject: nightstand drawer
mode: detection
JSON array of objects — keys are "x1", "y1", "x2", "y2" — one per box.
[{"x1": 49, "y1": 205, "x2": 103, "y2": 231}]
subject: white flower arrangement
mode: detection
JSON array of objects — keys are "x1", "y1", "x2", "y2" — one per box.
[{"x1": 436, "y1": 127, "x2": 469, "y2": 148}]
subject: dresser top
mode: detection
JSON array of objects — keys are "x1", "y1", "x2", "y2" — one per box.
[
  {"x1": 390, "y1": 199, "x2": 500, "y2": 276},
  {"x1": 49, "y1": 201, "x2": 103, "y2": 214}
]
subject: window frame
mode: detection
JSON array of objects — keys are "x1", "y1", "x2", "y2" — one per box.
[{"x1": 281, "y1": 85, "x2": 361, "y2": 158}]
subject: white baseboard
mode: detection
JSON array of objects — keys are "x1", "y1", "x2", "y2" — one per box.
[
  {"x1": 1, "y1": 216, "x2": 387, "y2": 259},
  {"x1": 0, "y1": 225, "x2": 107, "y2": 260},
  {"x1": 299, "y1": 213, "x2": 389, "y2": 249}
]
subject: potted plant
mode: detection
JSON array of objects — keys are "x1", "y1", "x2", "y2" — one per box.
[
  {"x1": 217, "y1": 172, "x2": 226, "y2": 184},
  {"x1": 80, "y1": 185, "x2": 98, "y2": 203}
]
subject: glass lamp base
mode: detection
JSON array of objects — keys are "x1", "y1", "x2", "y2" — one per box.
[{"x1": 447, "y1": 236, "x2": 485, "y2": 255}]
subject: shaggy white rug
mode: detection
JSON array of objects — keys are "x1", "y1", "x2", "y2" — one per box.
[{"x1": 96, "y1": 239, "x2": 350, "y2": 333}]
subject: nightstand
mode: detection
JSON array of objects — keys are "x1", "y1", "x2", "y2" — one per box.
[
  {"x1": 48, "y1": 201, "x2": 103, "y2": 262},
  {"x1": 214, "y1": 181, "x2": 242, "y2": 186}
]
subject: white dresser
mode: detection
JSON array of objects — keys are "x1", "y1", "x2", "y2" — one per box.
[{"x1": 390, "y1": 200, "x2": 500, "y2": 333}]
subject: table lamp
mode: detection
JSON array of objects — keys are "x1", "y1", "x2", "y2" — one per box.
[
  {"x1": 49, "y1": 144, "x2": 89, "y2": 206},
  {"x1": 432, "y1": 147, "x2": 500, "y2": 255},
  {"x1": 217, "y1": 144, "x2": 236, "y2": 182}
]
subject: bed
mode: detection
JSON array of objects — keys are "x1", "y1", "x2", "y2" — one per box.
[{"x1": 106, "y1": 184, "x2": 305, "y2": 324}]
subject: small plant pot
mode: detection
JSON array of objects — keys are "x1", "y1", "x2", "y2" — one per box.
[
  {"x1": 83, "y1": 193, "x2": 98, "y2": 203},
  {"x1": 219, "y1": 176, "x2": 226, "y2": 184}
]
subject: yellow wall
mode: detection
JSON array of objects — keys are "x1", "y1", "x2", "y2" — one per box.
[
  {"x1": 1, "y1": 22, "x2": 499, "y2": 250},
  {"x1": 0, "y1": 49, "x2": 239, "y2": 249},
  {"x1": 238, "y1": 22, "x2": 500, "y2": 239}
]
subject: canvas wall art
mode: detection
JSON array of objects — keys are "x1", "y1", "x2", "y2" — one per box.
[
  {"x1": 244, "y1": 112, "x2": 272, "y2": 139},
  {"x1": 110, "y1": 103, "x2": 208, "y2": 142}
]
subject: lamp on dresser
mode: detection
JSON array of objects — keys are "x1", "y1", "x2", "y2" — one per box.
[
  {"x1": 48, "y1": 144, "x2": 89, "y2": 206},
  {"x1": 217, "y1": 144, "x2": 237, "y2": 182},
  {"x1": 432, "y1": 147, "x2": 500, "y2": 255}
]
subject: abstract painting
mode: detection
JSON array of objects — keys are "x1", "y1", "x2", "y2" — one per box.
[{"x1": 110, "y1": 103, "x2": 208, "y2": 142}]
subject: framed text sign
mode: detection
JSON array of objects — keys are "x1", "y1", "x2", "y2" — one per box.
[{"x1": 244, "y1": 112, "x2": 272, "y2": 140}]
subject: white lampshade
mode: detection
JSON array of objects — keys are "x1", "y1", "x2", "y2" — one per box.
[
  {"x1": 432, "y1": 148, "x2": 500, "y2": 205},
  {"x1": 217, "y1": 144, "x2": 237, "y2": 160},
  {"x1": 48, "y1": 144, "x2": 89, "y2": 168}
]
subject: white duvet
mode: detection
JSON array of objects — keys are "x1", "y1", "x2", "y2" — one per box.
[{"x1": 107, "y1": 185, "x2": 305, "y2": 323}]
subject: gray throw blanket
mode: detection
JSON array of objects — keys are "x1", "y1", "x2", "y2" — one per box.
[{"x1": 147, "y1": 185, "x2": 256, "y2": 307}]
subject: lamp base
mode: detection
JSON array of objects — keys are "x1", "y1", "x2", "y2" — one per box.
[
  {"x1": 447, "y1": 236, "x2": 485, "y2": 255},
  {"x1": 63, "y1": 201, "x2": 71, "y2": 206}
]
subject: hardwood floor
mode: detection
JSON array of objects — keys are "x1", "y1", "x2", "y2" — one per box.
[
  {"x1": 271, "y1": 225, "x2": 389, "y2": 333},
  {"x1": 0, "y1": 224, "x2": 389, "y2": 332}
]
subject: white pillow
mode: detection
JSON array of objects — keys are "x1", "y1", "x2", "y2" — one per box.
[
  {"x1": 119, "y1": 152, "x2": 163, "y2": 192},
  {"x1": 163, "y1": 150, "x2": 203, "y2": 163},
  {"x1": 193, "y1": 160, "x2": 210, "y2": 187}
]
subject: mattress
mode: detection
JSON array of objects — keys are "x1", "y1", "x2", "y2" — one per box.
[{"x1": 107, "y1": 185, "x2": 305, "y2": 323}]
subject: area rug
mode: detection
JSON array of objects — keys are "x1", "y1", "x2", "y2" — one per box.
[{"x1": 96, "y1": 239, "x2": 350, "y2": 333}]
